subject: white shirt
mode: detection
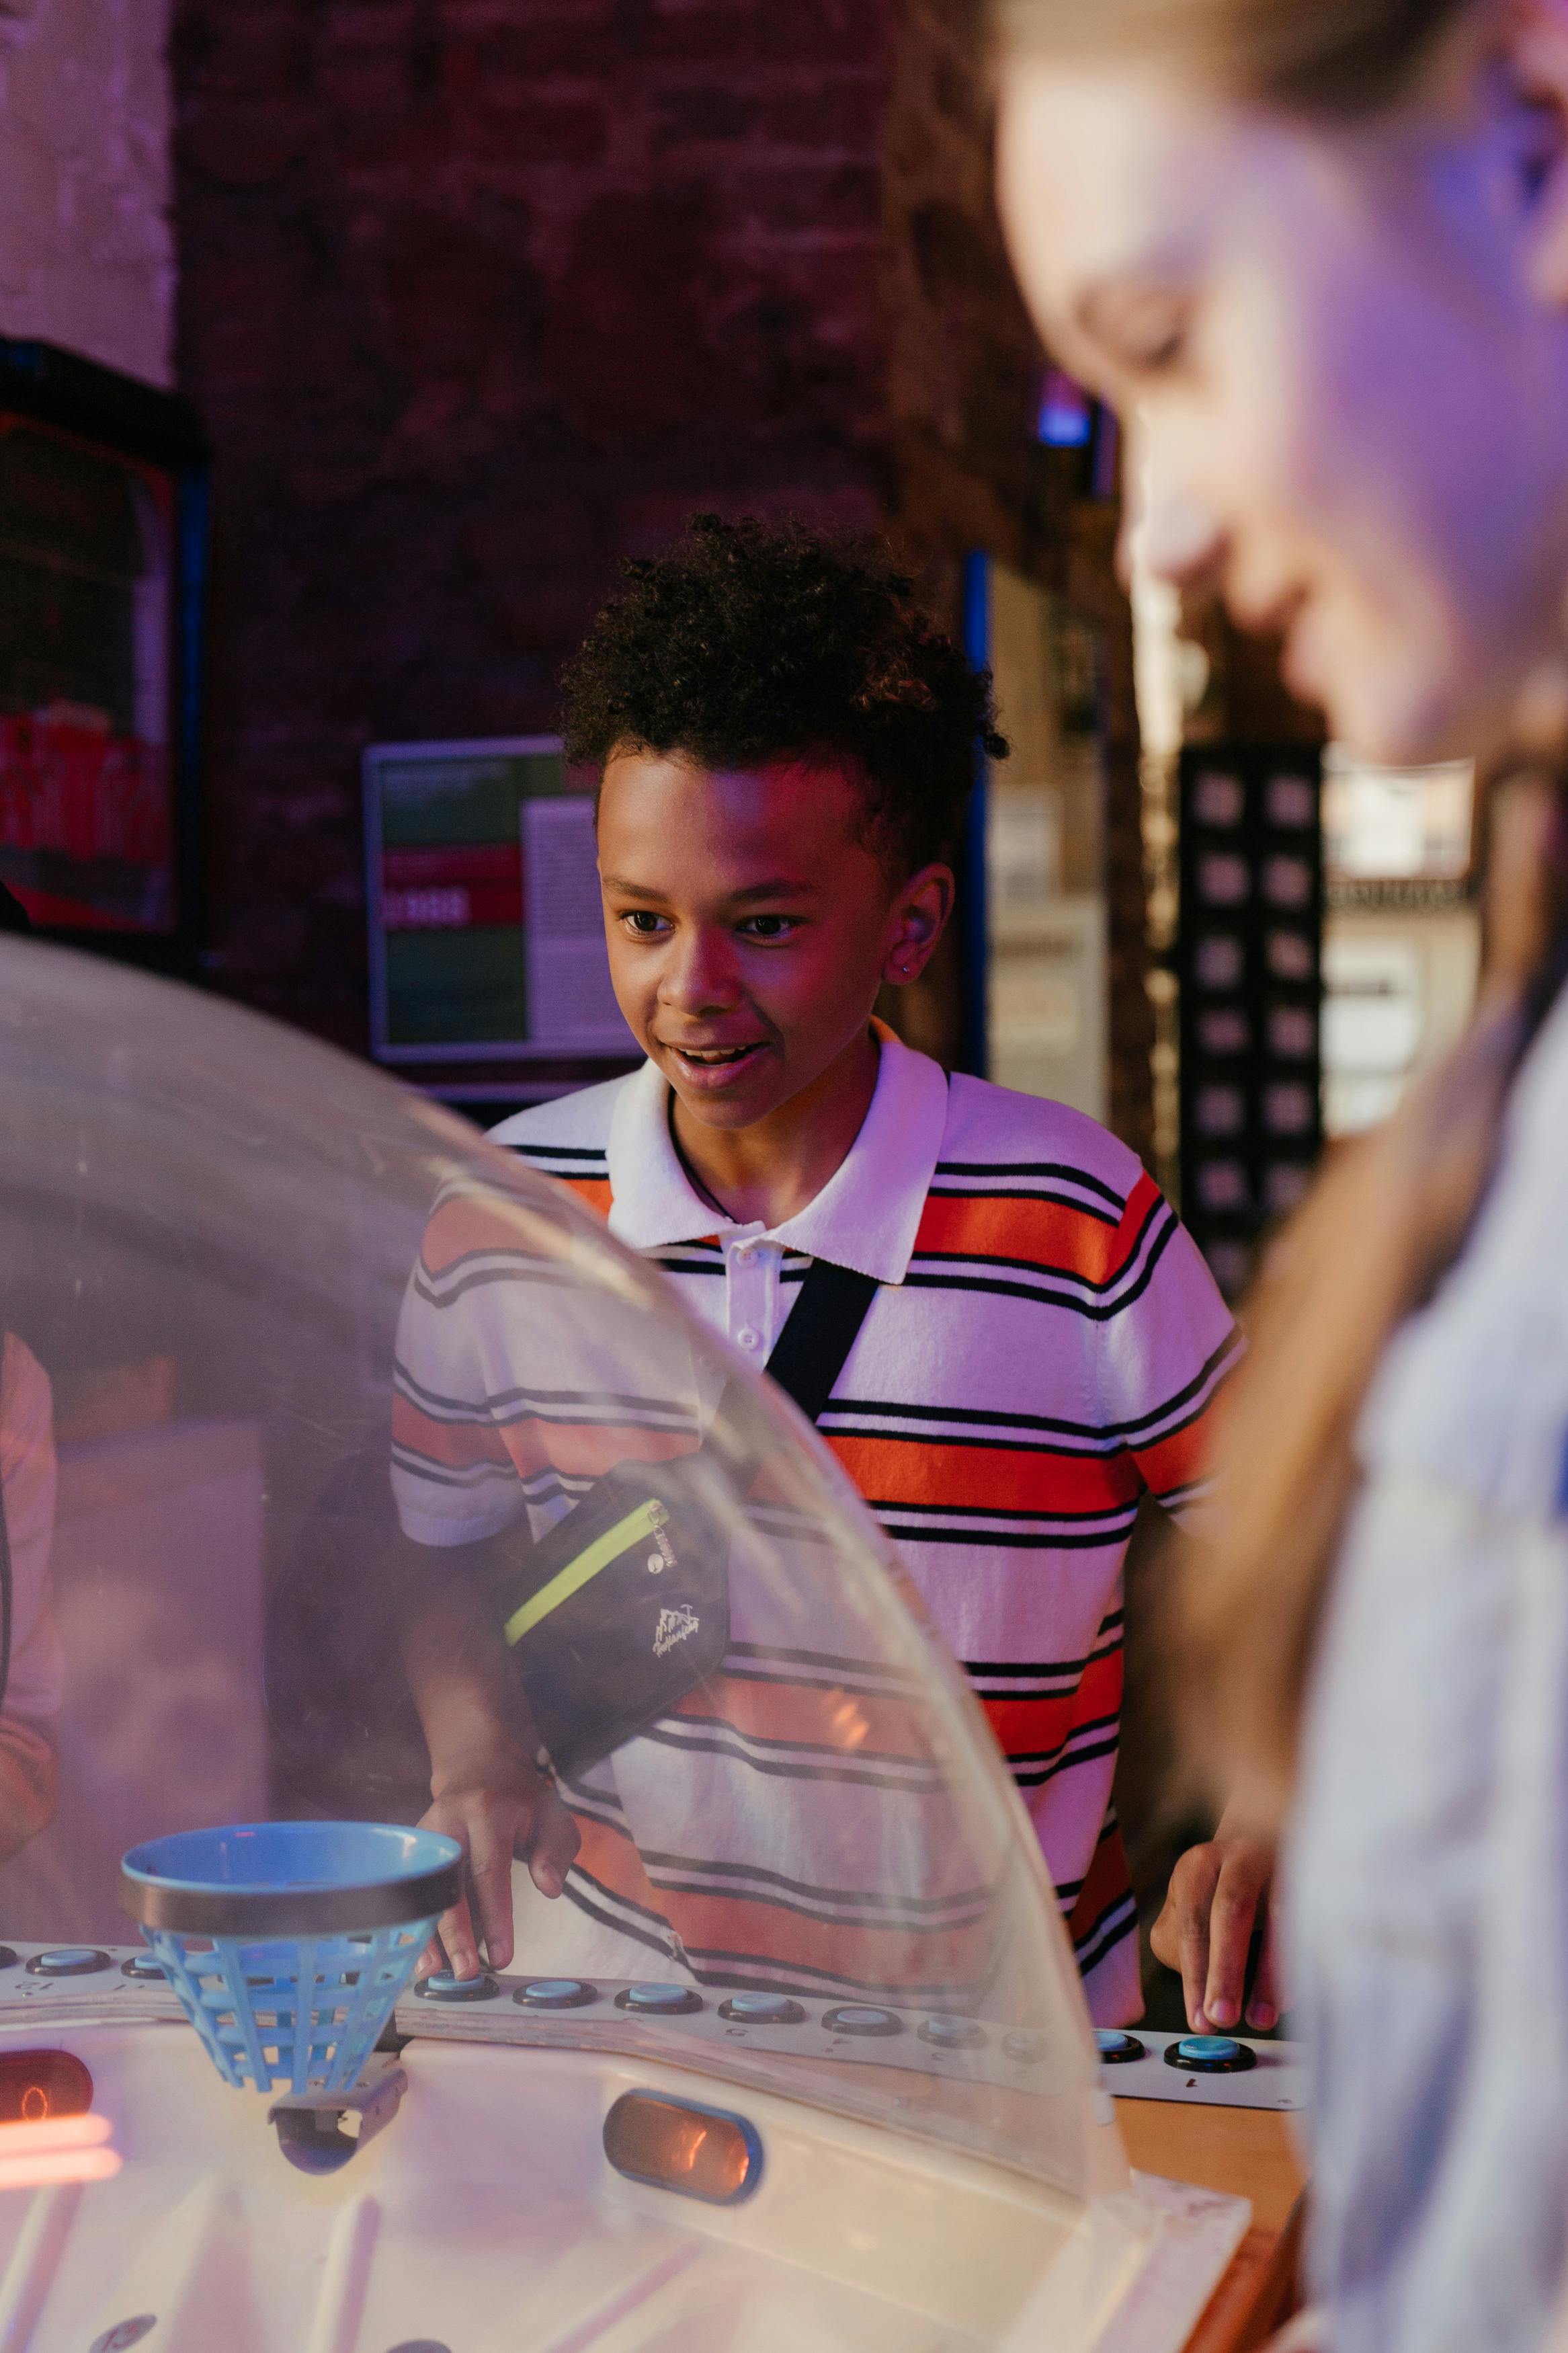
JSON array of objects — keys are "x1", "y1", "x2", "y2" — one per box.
[
  {"x1": 1289, "y1": 983, "x2": 1568, "y2": 2353},
  {"x1": 395, "y1": 1026, "x2": 1237, "y2": 2019},
  {"x1": 594, "y1": 1019, "x2": 950, "y2": 1362}
]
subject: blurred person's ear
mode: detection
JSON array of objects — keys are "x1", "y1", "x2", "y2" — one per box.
[{"x1": 1492, "y1": 0, "x2": 1568, "y2": 305}]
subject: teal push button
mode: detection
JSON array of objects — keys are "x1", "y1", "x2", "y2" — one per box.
[{"x1": 1164, "y1": 2032, "x2": 1257, "y2": 2075}]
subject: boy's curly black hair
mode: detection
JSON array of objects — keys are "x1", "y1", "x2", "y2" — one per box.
[{"x1": 561, "y1": 515, "x2": 1009, "y2": 876}]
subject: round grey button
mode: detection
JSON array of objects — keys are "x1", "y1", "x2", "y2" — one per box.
[
  {"x1": 1003, "y1": 2029, "x2": 1047, "y2": 2065},
  {"x1": 122, "y1": 1954, "x2": 167, "y2": 1981},
  {"x1": 736, "y1": 1326, "x2": 760, "y2": 1351},
  {"x1": 823, "y1": 2004, "x2": 903, "y2": 2038},
  {"x1": 919, "y1": 2013, "x2": 986, "y2": 2050}
]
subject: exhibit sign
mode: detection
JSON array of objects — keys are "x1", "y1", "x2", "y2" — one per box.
[{"x1": 364, "y1": 734, "x2": 629, "y2": 1063}]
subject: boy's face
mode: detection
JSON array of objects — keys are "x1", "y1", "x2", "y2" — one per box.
[{"x1": 597, "y1": 750, "x2": 950, "y2": 1131}]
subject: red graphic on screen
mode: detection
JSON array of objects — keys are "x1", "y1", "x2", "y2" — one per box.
[
  {"x1": 380, "y1": 844, "x2": 523, "y2": 931},
  {"x1": 0, "y1": 417, "x2": 178, "y2": 933}
]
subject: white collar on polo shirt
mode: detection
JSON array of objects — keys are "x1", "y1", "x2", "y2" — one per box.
[{"x1": 605, "y1": 1021, "x2": 950, "y2": 1285}]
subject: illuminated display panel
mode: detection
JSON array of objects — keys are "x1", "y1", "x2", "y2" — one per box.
[{"x1": 364, "y1": 734, "x2": 630, "y2": 1064}]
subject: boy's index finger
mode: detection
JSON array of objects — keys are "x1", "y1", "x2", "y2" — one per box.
[
  {"x1": 1202, "y1": 1874, "x2": 1264, "y2": 2028},
  {"x1": 464, "y1": 1811, "x2": 517, "y2": 1972},
  {"x1": 434, "y1": 1894, "x2": 481, "y2": 1982}
]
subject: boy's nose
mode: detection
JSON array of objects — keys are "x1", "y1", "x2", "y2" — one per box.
[{"x1": 661, "y1": 930, "x2": 743, "y2": 1015}]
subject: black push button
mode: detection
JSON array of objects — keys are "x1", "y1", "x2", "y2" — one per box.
[
  {"x1": 513, "y1": 1978, "x2": 598, "y2": 2010},
  {"x1": 718, "y1": 1994, "x2": 806, "y2": 2026},
  {"x1": 616, "y1": 1983, "x2": 702, "y2": 2017},
  {"x1": 27, "y1": 1948, "x2": 110, "y2": 1978},
  {"x1": 822, "y1": 2004, "x2": 903, "y2": 2038},
  {"x1": 414, "y1": 1971, "x2": 498, "y2": 2003}
]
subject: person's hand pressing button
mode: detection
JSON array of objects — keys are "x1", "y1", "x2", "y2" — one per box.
[{"x1": 1151, "y1": 1819, "x2": 1279, "y2": 2034}]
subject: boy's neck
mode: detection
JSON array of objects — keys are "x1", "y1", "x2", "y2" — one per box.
[{"x1": 669, "y1": 1026, "x2": 880, "y2": 1233}]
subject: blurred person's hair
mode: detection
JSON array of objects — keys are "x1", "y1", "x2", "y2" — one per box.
[
  {"x1": 561, "y1": 513, "x2": 1008, "y2": 878},
  {"x1": 994, "y1": 0, "x2": 1568, "y2": 1831},
  {"x1": 993, "y1": 0, "x2": 1467, "y2": 114}
]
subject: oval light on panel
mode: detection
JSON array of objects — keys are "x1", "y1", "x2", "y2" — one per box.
[
  {"x1": 0, "y1": 2050, "x2": 92, "y2": 2123},
  {"x1": 602, "y1": 2091, "x2": 761, "y2": 2206}
]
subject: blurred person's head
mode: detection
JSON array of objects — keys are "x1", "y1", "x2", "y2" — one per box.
[
  {"x1": 994, "y1": 0, "x2": 1568, "y2": 1824},
  {"x1": 995, "y1": 0, "x2": 1568, "y2": 770},
  {"x1": 561, "y1": 516, "x2": 1005, "y2": 1137}
]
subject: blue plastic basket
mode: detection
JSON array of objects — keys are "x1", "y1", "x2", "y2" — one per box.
[{"x1": 120, "y1": 1822, "x2": 463, "y2": 2095}]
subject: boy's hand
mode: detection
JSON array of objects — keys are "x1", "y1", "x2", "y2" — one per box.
[
  {"x1": 416, "y1": 1756, "x2": 579, "y2": 1981},
  {"x1": 1151, "y1": 1827, "x2": 1279, "y2": 2032}
]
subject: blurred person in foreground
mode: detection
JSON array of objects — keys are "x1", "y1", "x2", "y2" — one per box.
[
  {"x1": 995, "y1": 3, "x2": 1568, "y2": 2350},
  {"x1": 0, "y1": 883, "x2": 62, "y2": 1854}
]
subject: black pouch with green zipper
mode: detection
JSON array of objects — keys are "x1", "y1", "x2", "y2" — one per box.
[{"x1": 485, "y1": 1257, "x2": 876, "y2": 1780}]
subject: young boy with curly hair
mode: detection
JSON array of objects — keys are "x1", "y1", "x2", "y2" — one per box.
[{"x1": 393, "y1": 516, "x2": 1249, "y2": 2028}]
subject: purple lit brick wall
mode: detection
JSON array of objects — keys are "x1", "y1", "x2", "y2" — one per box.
[
  {"x1": 173, "y1": 0, "x2": 1150, "y2": 1165},
  {"x1": 175, "y1": 0, "x2": 900, "y2": 1045}
]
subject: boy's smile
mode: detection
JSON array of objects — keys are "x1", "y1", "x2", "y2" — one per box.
[{"x1": 596, "y1": 748, "x2": 951, "y2": 1227}]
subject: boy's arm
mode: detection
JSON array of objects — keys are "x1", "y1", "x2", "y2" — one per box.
[{"x1": 393, "y1": 1530, "x2": 579, "y2": 1979}]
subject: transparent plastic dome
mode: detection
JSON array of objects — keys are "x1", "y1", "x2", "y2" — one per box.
[
  {"x1": 0, "y1": 941, "x2": 1269, "y2": 2353},
  {"x1": 0, "y1": 941, "x2": 1104, "y2": 2184}
]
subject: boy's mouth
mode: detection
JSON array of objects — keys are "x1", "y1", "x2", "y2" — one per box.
[{"x1": 667, "y1": 1041, "x2": 768, "y2": 1078}]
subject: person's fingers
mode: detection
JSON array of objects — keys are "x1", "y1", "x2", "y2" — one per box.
[
  {"x1": 1203, "y1": 1851, "x2": 1269, "y2": 2030},
  {"x1": 525, "y1": 1785, "x2": 580, "y2": 1901},
  {"x1": 1148, "y1": 1893, "x2": 1181, "y2": 1973},
  {"x1": 1153, "y1": 1847, "x2": 1220, "y2": 2030},
  {"x1": 414, "y1": 1795, "x2": 479, "y2": 1979},
  {"x1": 466, "y1": 1805, "x2": 516, "y2": 1972},
  {"x1": 433, "y1": 1891, "x2": 481, "y2": 1982},
  {"x1": 1245, "y1": 1904, "x2": 1282, "y2": 2032}
]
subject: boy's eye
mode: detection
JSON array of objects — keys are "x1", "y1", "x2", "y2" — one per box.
[
  {"x1": 738, "y1": 914, "x2": 800, "y2": 941},
  {"x1": 620, "y1": 910, "x2": 671, "y2": 936}
]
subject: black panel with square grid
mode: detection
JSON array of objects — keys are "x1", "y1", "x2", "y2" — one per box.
[{"x1": 1178, "y1": 745, "x2": 1325, "y2": 1300}]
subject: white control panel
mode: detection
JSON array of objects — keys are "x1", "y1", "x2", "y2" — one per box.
[{"x1": 0, "y1": 1943, "x2": 1308, "y2": 2114}]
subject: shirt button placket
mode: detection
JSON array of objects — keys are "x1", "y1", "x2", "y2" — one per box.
[{"x1": 729, "y1": 1235, "x2": 766, "y2": 1357}]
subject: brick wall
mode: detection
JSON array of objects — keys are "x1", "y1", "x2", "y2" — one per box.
[
  {"x1": 172, "y1": 0, "x2": 1150, "y2": 1154},
  {"x1": 0, "y1": 0, "x2": 175, "y2": 385},
  {"x1": 175, "y1": 0, "x2": 903, "y2": 1044}
]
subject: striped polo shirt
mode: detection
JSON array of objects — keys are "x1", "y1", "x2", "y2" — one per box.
[{"x1": 393, "y1": 1027, "x2": 1239, "y2": 2023}]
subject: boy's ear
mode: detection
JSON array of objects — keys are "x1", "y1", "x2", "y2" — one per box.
[
  {"x1": 882, "y1": 863, "x2": 956, "y2": 986},
  {"x1": 1491, "y1": 0, "x2": 1568, "y2": 306}
]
